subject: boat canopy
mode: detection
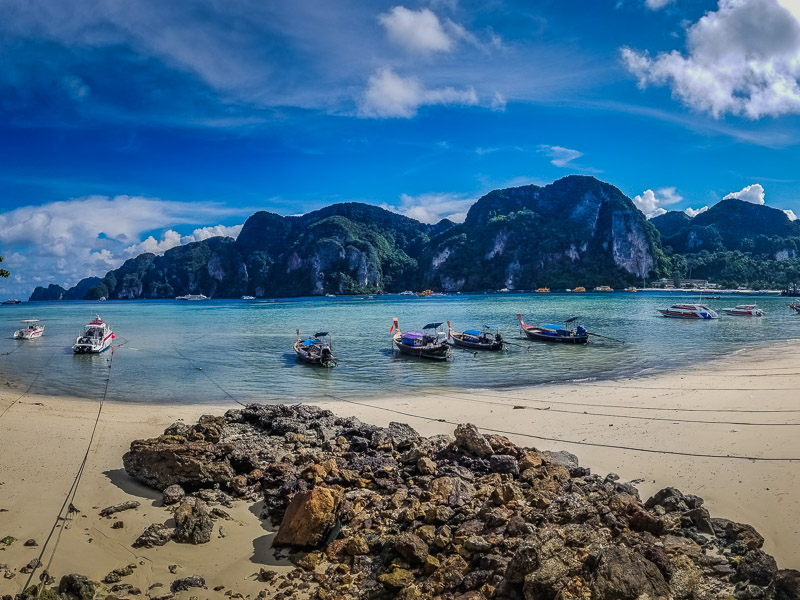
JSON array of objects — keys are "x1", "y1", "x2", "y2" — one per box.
[
  {"x1": 314, "y1": 331, "x2": 329, "y2": 338},
  {"x1": 423, "y1": 322, "x2": 443, "y2": 329},
  {"x1": 301, "y1": 339, "x2": 318, "y2": 346},
  {"x1": 484, "y1": 324, "x2": 498, "y2": 328},
  {"x1": 463, "y1": 329, "x2": 481, "y2": 336},
  {"x1": 402, "y1": 331, "x2": 424, "y2": 339},
  {"x1": 542, "y1": 324, "x2": 565, "y2": 330}
]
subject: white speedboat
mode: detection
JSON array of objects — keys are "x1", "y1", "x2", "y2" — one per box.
[
  {"x1": 176, "y1": 294, "x2": 208, "y2": 301},
  {"x1": 73, "y1": 315, "x2": 114, "y2": 353},
  {"x1": 723, "y1": 304, "x2": 764, "y2": 317},
  {"x1": 657, "y1": 303, "x2": 718, "y2": 319},
  {"x1": 13, "y1": 319, "x2": 44, "y2": 339},
  {"x1": 2, "y1": 299, "x2": 21, "y2": 305},
  {"x1": 241, "y1": 295, "x2": 256, "y2": 300}
]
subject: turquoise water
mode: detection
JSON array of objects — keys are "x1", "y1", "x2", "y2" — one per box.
[{"x1": 0, "y1": 292, "x2": 798, "y2": 404}]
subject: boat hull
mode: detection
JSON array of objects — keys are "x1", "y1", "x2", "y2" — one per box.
[
  {"x1": 393, "y1": 334, "x2": 451, "y2": 359},
  {"x1": 450, "y1": 333, "x2": 504, "y2": 351},
  {"x1": 723, "y1": 310, "x2": 763, "y2": 316},
  {"x1": 73, "y1": 334, "x2": 113, "y2": 354},
  {"x1": 14, "y1": 330, "x2": 43, "y2": 340},
  {"x1": 521, "y1": 328, "x2": 588, "y2": 344},
  {"x1": 657, "y1": 309, "x2": 717, "y2": 319}
]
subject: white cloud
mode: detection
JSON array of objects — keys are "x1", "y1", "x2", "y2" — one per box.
[
  {"x1": 644, "y1": 0, "x2": 674, "y2": 9},
  {"x1": 633, "y1": 186, "x2": 683, "y2": 218},
  {"x1": 538, "y1": 145, "x2": 583, "y2": 168},
  {"x1": 623, "y1": 0, "x2": 800, "y2": 118},
  {"x1": 0, "y1": 195, "x2": 249, "y2": 297},
  {"x1": 379, "y1": 6, "x2": 453, "y2": 54},
  {"x1": 123, "y1": 224, "x2": 243, "y2": 256},
  {"x1": 784, "y1": 209, "x2": 798, "y2": 221},
  {"x1": 685, "y1": 205, "x2": 710, "y2": 217},
  {"x1": 724, "y1": 183, "x2": 766, "y2": 205},
  {"x1": 358, "y1": 67, "x2": 478, "y2": 118},
  {"x1": 381, "y1": 192, "x2": 475, "y2": 224}
]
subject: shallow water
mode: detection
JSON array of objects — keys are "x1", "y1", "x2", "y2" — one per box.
[{"x1": 0, "y1": 292, "x2": 798, "y2": 404}]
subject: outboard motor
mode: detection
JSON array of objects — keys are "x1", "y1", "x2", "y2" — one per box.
[{"x1": 576, "y1": 325, "x2": 587, "y2": 337}]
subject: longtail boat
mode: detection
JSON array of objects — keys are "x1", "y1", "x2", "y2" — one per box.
[
  {"x1": 391, "y1": 319, "x2": 451, "y2": 360},
  {"x1": 517, "y1": 314, "x2": 589, "y2": 344},
  {"x1": 294, "y1": 330, "x2": 336, "y2": 367},
  {"x1": 448, "y1": 322, "x2": 505, "y2": 351}
]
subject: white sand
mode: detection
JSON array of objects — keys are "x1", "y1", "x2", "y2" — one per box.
[{"x1": 1, "y1": 344, "x2": 799, "y2": 596}]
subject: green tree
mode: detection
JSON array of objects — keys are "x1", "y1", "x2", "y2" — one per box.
[{"x1": 0, "y1": 255, "x2": 9, "y2": 278}]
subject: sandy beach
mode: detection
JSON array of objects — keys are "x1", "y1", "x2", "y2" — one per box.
[{"x1": 1, "y1": 343, "x2": 799, "y2": 595}]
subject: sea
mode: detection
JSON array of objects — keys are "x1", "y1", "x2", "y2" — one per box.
[{"x1": 1, "y1": 292, "x2": 798, "y2": 405}]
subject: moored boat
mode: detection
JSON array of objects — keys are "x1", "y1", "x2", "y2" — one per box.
[
  {"x1": 73, "y1": 314, "x2": 114, "y2": 353},
  {"x1": 241, "y1": 295, "x2": 256, "y2": 300},
  {"x1": 535, "y1": 288, "x2": 550, "y2": 293},
  {"x1": 417, "y1": 290, "x2": 434, "y2": 297},
  {"x1": 2, "y1": 299, "x2": 21, "y2": 305},
  {"x1": 294, "y1": 330, "x2": 336, "y2": 367},
  {"x1": 517, "y1": 314, "x2": 589, "y2": 344},
  {"x1": 13, "y1": 319, "x2": 44, "y2": 340},
  {"x1": 594, "y1": 286, "x2": 613, "y2": 292},
  {"x1": 657, "y1": 304, "x2": 718, "y2": 319},
  {"x1": 176, "y1": 294, "x2": 209, "y2": 301},
  {"x1": 626, "y1": 287, "x2": 637, "y2": 293},
  {"x1": 790, "y1": 303, "x2": 800, "y2": 313},
  {"x1": 723, "y1": 305, "x2": 764, "y2": 317},
  {"x1": 391, "y1": 319, "x2": 451, "y2": 359},
  {"x1": 448, "y1": 322, "x2": 505, "y2": 351},
  {"x1": 572, "y1": 286, "x2": 586, "y2": 293}
]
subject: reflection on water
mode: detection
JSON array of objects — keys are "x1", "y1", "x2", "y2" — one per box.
[{"x1": 0, "y1": 292, "x2": 798, "y2": 404}]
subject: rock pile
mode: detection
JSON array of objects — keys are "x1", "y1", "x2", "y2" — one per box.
[{"x1": 18, "y1": 404, "x2": 800, "y2": 600}]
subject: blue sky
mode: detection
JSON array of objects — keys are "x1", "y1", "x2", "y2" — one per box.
[{"x1": 2, "y1": 0, "x2": 800, "y2": 296}]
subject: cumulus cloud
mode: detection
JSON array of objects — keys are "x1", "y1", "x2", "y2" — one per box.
[
  {"x1": 622, "y1": 0, "x2": 800, "y2": 118},
  {"x1": 0, "y1": 195, "x2": 249, "y2": 297},
  {"x1": 633, "y1": 186, "x2": 683, "y2": 218},
  {"x1": 379, "y1": 6, "x2": 454, "y2": 54},
  {"x1": 358, "y1": 67, "x2": 478, "y2": 118},
  {"x1": 784, "y1": 209, "x2": 798, "y2": 221},
  {"x1": 123, "y1": 224, "x2": 243, "y2": 256},
  {"x1": 381, "y1": 192, "x2": 474, "y2": 224},
  {"x1": 723, "y1": 183, "x2": 766, "y2": 204},
  {"x1": 538, "y1": 145, "x2": 583, "y2": 168},
  {"x1": 685, "y1": 205, "x2": 710, "y2": 218}
]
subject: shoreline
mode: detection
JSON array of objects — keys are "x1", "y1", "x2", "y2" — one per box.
[{"x1": 1, "y1": 344, "x2": 799, "y2": 594}]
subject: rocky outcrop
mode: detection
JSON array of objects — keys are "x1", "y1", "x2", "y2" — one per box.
[{"x1": 113, "y1": 404, "x2": 797, "y2": 600}]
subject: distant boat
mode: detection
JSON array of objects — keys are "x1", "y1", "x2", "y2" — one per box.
[
  {"x1": 781, "y1": 285, "x2": 800, "y2": 297},
  {"x1": 791, "y1": 303, "x2": 800, "y2": 314},
  {"x1": 399, "y1": 291, "x2": 415, "y2": 296},
  {"x1": 448, "y1": 322, "x2": 505, "y2": 351},
  {"x1": 572, "y1": 287, "x2": 586, "y2": 293},
  {"x1": 626, "y1": 287, "x2": 638, "y2": 293},
  {"x1": 294, "y1": 330, "x2": 336, "y2": 368},
  {"x1": 417, "y1": 290, "x2": 434, "y2": 297},
  {"x1": 241, "y1": 295, "x2": 256, "y2": 300},
  {"x1": 391, "y1": 318, "x2": 451, "y2": 360},
  {"x1": 657, "y1": 304, "x2": 718, "y2": 319},
  {"x1": 701, "y1": 296, "x2": 721, "y2": 300},
  {"x1": 324, "y1": 294, "x2": 336, "y2": 298},
  {"x1": 13, "y1": 319, "x2": 44, "y2": 340},
  {"x1": 176, "y1": 294, "x2": 208, "y2": 301},
  {"x1": 73, "y1": 314, "x2": 114, "y2": 353},
  {"x1": 535, "y1": 288, "x2": 550, "y2": 293},
  {"x1": 498, "y1": 288, "x2": 510, "y2": 293},
  {"x1": 723, "y1": 304, "x2": 764, "y2": 317},
  {"x1": 517, "y1": 314, "x2": 588, "y2": 344},
  {"x1": 594, "y1": 286, "x2": 613, "y2": 292},
  {"x1": 98, "y1": 296, "x2": 107, "y2": 302},
  {"x1": 2, "y1": 299, "x2": 21, "y2": 305}
]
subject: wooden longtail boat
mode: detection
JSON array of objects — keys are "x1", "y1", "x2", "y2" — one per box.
[
  {"x1": 448, "y1": 322, "x2": 505, "y2": 351},
  {"x1": 294, "y1": 330, "x2": 336, "y2": 367},
  {"x1": 391, "y1": 319, "x2": 451, "y2": 360},
  {"x1": 517, "y1": 314, "x2": 589, "y2": 344}
]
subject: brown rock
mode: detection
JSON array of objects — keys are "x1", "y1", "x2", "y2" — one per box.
[{"x1": 275, "y1": 487, "x2": 342, "y2": 547}]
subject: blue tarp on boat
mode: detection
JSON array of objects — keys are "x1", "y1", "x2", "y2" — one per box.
[
  {"x1": 301, "y1": 339, "x2": 317, "y2": 346},
  {"x1": 463, "y1": 329, "x2": 481, "y2": 336},
  {"x1": 542, "y1": 324, "x2": 565, "y2": 331}
]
